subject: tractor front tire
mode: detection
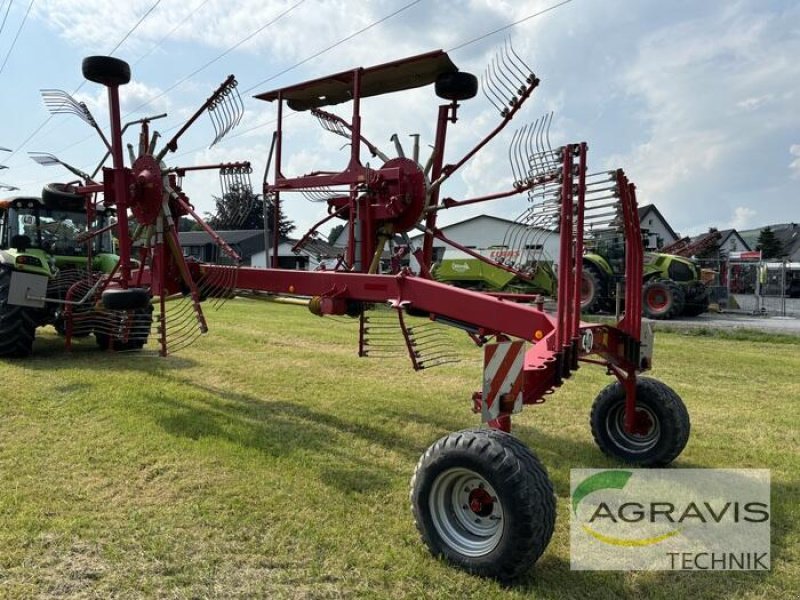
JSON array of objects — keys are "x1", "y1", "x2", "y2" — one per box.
[
  {"x1": 682, "y1": 282, "x2": 709, "y2": 317},
  {"x1": 410, "y1": 428, "x2": 556, "y2": 581},
  {"x1": 0, "y1": 269, "x2": 38, "y2": 358},
  {"x1": 82, "y1": 56, "x2": 131, "y2": 86},
  {"x1": 642, "y1": 279, "x2": 685, "y2": 319},
  {"x1": 590, "y1": 377, "x2": 690, "y2": 467}
]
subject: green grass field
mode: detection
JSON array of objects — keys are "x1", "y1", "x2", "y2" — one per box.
[{"x1": 0, "y1": 298, "x2": 797, "y2": 598}]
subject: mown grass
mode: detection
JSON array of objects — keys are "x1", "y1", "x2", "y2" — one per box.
[{"x1": 0, "y1": 298, "x2": 797, "y2": 599}]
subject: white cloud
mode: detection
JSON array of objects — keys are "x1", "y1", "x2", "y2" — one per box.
[
  {"x1": 790, "y1": 144, "x2": 800, "y2": 179},
  {"x1": 724, "y1": 206, "x2": 757, "y2": 231}
]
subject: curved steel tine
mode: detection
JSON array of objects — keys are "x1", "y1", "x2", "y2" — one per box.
[
  {"x1": 513, "y1": 125, "x2": 528, "y2": 186},
  {"x1": 526, "y1": 117, "x2": 540, "y2": 178},
  {"x1": 508, "y1": 127, "x2": 521, "y2": 185},
  {"x1": 487, "y1": 61, "x2": 511, "y2": 111},
  {"x1": 233, "y1": 84, "x2": 245, "y2": 129},
  {"x1": 217, "y1": 96, "x2": 233, "y2": 141},
  {"x1": 481, "y1": 71, "x2": 504, "y2": 114},
  {"x1": 490, "y1": 56, "x2": 515, "y2": 104},
  {"x1": 504, "y1": 38, "x2": 530, "y2": 89},
  {"x1": 507, "y1": 39, "x2": 535, "y2": 82},
  {"x1": 210, "y1": 106, "x2": 223, "y2": 146},
  {"x1": 495, "y1": 52, "x2": 520, "y2": 101},
  {"x1": 517, "y1": 123, "x2": 531, "y2": 183},
  {"x1": 481, "y1": 69, "x2": 506, "y2": 114},
  {"x1": 535, "y1": 114, "x2": 546, "y2": 173},
  {"x1": 545, "y1": 111, "x2": 554, "y2": 157},
  {"x1": 500, "y1": 40, "x2": 525, "y2": 94}
]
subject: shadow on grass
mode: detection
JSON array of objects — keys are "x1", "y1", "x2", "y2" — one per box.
[
  {"x1": 19, "y1": 333, "x2": 198, "y2": 372},
  {"x1": 138, "y1": 380, "x2": 429, "y2": 494}
]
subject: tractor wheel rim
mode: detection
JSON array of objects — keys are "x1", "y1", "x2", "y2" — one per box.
[
  {"x1": 607, "y1": 403, "x2": 660, "y2": 453},
  {"x1": 646, "y1": 288, "x2": 668, "y2": 311},
  {"x1": 429, "y1": 467, "x2": 504, "y2": 557}
]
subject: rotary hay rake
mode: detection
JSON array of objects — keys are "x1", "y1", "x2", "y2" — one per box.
[{"x1": 9, "y1": 45, "x2": 691, "y2": 581}]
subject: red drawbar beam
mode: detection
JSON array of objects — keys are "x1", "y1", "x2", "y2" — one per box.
[{"x1": 221, "y1": 267, "x2": 556, "y2": 342}]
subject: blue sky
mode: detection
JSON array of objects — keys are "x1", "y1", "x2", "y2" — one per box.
[{"x1": 0, "y1": 0, "x2": 797, "y2": 238}]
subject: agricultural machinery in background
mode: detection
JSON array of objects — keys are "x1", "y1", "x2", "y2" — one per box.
[
  {"x1": 432, "y1": 247, "x2": 557, "y2": 297},
  {"x1": 581, "y1": 229, "x2": 710, "y2": 319},
  {"x1": 0, "y1": 45, "x2": 692, "y2": 581}
]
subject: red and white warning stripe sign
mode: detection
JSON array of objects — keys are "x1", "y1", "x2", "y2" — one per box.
[{"x1": 482, "y1": 340, "x2": 525, "y2": 421}]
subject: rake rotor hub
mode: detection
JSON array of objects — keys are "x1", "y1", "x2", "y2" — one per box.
[
  {"x1": 373, "y1": 157, "x2": 426, "y2": 233},
  {"x1": 130, "y1": 155, "x2": 164, "y2": 226}
]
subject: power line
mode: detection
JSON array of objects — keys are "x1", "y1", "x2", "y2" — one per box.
[
  {"x1": 0, "y1": 1, "x2": 13, "y2": 40},
  {"x1": 448, "y1": 0, "x2": 574, "y2": 52},
  {"x1": 124, "y1": 0, "x2": 307, "y2": 117},
  {"x1": 4, "y1": 0, "x2": 163, "y2": 164},
  {"x1": 241, "y1": 0, "x2": 423, "y2": 95},
  {"x1": 133, "y1": 0, "x2": 213, "y2": 66},
  {"x1": 0, "y1": 0, "x2": 34, "y2": 76},
  {"x1": 108, "y1": 0, "x2": 163, "y2": 56}
]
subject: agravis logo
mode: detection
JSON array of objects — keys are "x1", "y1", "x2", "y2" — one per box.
[
  {"x1": 570, "y1": 469, "x2": 770, "y2": 571},
  {"x1": 572, "y1": 470, "x2": 681, "y2": 547}
]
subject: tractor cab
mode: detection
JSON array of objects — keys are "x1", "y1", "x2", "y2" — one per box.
[{"x1": 0, "y1": 196, "x2": 115, "y2": 263}]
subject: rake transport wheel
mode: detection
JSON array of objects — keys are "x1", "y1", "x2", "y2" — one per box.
[
  {"x1": 590, "y1": 377, "x2": 690, "y2": 467},
  {"x1": 41, "y1": 182, "x2": 83, "y2": 204},
  {"x1": 642, "y1": 279, "x2": 685, "y2": 320},
  {"x1": 0, "y1": 268, "x2": 37, "y2": 358},
  {"x1": 82, "y1": 56, "x2": 131, "y2": 86},
  {"x1": 410, "y1": 428, "x2": 556, "y2": 581},
  {"x1": 435, "y1": 72, "x2": 479, "y2": 101},
  {"x1": 95, "y1": 305, "x2": 153, "y2": 351}
]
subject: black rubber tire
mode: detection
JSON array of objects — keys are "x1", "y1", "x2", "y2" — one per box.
[
  {"x1": 590, "y1": 377, "x2": 690, "y2": 467},
  {"x1": 95, "y1": 306, "x2": 152, "y2": 351},
  {"x1": 681, "y1": 282, "x2": 709, "y2": 317},
  {"x1": 101, "y1": 288, "x2": 151, "y2": 311},
  {"x1": 435, "y1": 72, "x2": 478, "y2": 101},
  {"x1": 82, "y1": 56, "x2": 131, "y2": 86},
  {"x1": 580, "y1": 266, "x2": 606, "y2": 314},
  {"x1": 410, "y1": 428, "x2": 556, "y2": 581},
  {"x1": 642, "y1": 279, "x2": 685, "y2": 320},
  {"x1": 0, "y1": 268, "x2": 38, "y2": 358},
  {"x1": 41, "y1": 183, "x2": 83, "y2": 205}
]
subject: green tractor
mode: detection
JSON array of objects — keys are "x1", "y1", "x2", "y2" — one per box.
[
  {"x1": 580, "y1": 232, "x2": 709, "y2": 319},
  {"x1": 0, "y1": 189, "x2": 150, "y2": 357},
  {"x1": 432, "y1": 248, "x2": 557, "y2": 297}
]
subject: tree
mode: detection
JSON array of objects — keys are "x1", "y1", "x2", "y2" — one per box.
[
  {"x1": 205, "y1": 186, "x2": 295, "y2": 237},
  {"x1": 178, "y1": 217, "x2": 201, "y2": 232},
  {"x1": 756, "y1": 226, "x2": 783, "y2": 259},
  {"x1": 328, "y1": 223, "x2": 345, "y2": 244}
]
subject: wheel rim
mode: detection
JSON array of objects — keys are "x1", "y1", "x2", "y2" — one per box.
[
  {"x1": 646, "y1": 288, "x2": 669, "y2": 312},
  {"x1": 606, "y1": 403, "x2": 660, "y2": 453},
  {"x1": 429, "y1": 467, "x2": 504, "y2": 557}
]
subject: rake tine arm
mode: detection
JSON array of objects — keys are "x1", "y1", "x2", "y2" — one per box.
[
  {"x1": 430, "y1": 69, "x2": 539, "y2": 192},
  {"x1": 158, "y1": 74, "x2": 237, "y2": 159},
  {"x1": 310, "y1": 108, "x2": 390, "y2": 162}
]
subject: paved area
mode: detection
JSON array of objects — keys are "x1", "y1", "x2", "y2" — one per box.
[{"x1": 650, "y1": 311, "x2": 800, "y2": 336}]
